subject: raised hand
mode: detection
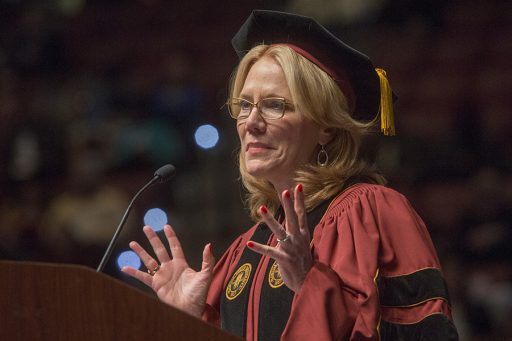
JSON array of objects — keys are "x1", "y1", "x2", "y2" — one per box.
[
  {"x1": 247, "y1": 184, "x2": 313, "y2": 293},
  {"x1": 122, "y1": 224, "x2": 214, "y2": 317}
]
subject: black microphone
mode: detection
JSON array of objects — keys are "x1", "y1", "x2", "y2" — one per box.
[{"x1": 96, "y1": 164, "x2": 176, "y2": 272}]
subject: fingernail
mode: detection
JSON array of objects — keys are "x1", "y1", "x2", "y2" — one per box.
[
  {"x1": 208, "y1": 243, "x2": 213, "y2": 253},
  {"x1": 284, "y1": 190, "x2": 290, "y2": 199},
  {"x1": 260, "y1": 205, "x2": 268, "y2": 214},
  {"x1": 247, "y1": 241, "x2": 254, "y2": 248},
  {"x1": 297, "y1": 184, "x2": 303, "y2": 192}
]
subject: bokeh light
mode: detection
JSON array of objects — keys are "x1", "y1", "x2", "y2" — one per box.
[
  {"x1": 194, "y1": 124, "x2": 219, "y2": 149},
  {"x1": 116, "y1": 250, "x2": 141, "y2": 270},
  {"x1": 143, "y1": 208, "x2": 168, "y2": 232}
]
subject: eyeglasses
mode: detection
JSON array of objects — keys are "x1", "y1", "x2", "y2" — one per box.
[{"x1": 227, "y1": 97, "x2": 293, "y2": 120}]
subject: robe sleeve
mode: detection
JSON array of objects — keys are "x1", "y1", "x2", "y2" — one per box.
[{"x1": 281, "y1": 184, "x2": 457, "y2": 340}]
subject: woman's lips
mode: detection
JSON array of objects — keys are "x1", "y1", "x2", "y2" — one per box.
[{"x1": 246, "y1": 142, "x2": 272, "y2": 154}]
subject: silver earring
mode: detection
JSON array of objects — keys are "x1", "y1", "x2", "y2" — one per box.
[{"x1": 317, "y1": 145, "x2": 328, "y2": 167}]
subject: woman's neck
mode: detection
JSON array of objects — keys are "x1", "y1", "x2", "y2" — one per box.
[{"x1": 272, "y1": 179, "x2": 295, "y2": 204}]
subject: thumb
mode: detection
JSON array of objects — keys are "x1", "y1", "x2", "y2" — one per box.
[{"x1": 201, "y1": 243, "x2": 215, "y2": 273}]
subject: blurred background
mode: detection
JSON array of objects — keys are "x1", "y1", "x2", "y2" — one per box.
[{"x1": 0, "y1": 0, "x2": 511, "y2": 339}]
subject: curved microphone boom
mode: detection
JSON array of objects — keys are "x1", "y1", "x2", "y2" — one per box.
[{"x1": 96, "y1": 164, "x2": 176, "y2": 272}]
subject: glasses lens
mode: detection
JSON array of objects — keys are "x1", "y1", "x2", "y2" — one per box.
[
  {"x1": 260, "y1": 98, "x2": 285, "y2": 119},
  {"x1": 238, "y1": 99, "x2": 252, "y2": 116},
  {"x1": 229, "y1": 99, "x2": 252, "y2": 119}
]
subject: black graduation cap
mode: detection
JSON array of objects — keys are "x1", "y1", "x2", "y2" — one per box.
[{"x1": 232, "y1": 9, "x2": 395, "y2": 135}]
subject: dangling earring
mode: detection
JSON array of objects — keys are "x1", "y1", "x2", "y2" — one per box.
[{"x1": 317, "y1": 144, "x2": 328, "y2": 167}]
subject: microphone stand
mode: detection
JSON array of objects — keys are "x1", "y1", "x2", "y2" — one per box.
[{"x1": 96, "y1": 175, "x2": 159, "y2": 273}]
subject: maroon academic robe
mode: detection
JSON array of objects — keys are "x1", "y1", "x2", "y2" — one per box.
[{"x1": 202, "y1": 183, "x2": 457, "y2": 340}]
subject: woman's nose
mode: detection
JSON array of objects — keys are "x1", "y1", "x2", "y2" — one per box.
[{"x1": 244, "y1": 105, "x2": 266, "y2": 132}]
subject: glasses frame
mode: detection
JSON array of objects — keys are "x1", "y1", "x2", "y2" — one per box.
[{"x1": 227, "y1": 97, "x2": 293, "y2": 121}]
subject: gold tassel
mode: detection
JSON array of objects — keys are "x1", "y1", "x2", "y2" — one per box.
[{"x1": 375, "y1": 68, "x2": 396, "y2": 136}]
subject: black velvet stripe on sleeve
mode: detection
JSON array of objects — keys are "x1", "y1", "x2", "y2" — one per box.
[
  {"x1": 377, "y1": 268, "x2": 451, "y2": 307},
  {"x1": 380, "y1": 314, "x2": 459, "y2": 341}
]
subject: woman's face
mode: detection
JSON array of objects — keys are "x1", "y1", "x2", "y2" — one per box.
[{"x1": 236, "y1": 56, "x2": 323, "y2": 189}]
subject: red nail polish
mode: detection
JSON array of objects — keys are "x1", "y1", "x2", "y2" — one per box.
[
  {"x1": 297, "y1": 184, "x2": 303, "y2": 192},
  {"x1": 284, "y1": 190, "x2": 290, "y2": 199},
  {"x1": 247, "y1": 241, "x2": 254, "y2": 248},
  {"x1": 260, "y1": 206, "x2": 268, "y2": 214},
  {"x1": 208, "y1": 243, "x2": 213, "y2": 253}
]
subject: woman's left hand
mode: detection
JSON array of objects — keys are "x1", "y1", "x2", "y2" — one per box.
[{"x1": 247, "y1": 183, "x2": 313, "y2": 293}]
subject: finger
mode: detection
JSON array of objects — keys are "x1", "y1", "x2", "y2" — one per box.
[
  {"x1": 294, "y1": 184, "x2": 308, "y2": 235},
  {"x1": 163, "y1": 224, "x2": 186, "y2": 259},
  {"x1": 281, "y1": 189, "x2": 300, "y2": 236},
  {"x1": 121, "y1": 266, "x2": 153, "y2": 287},
  {"x1": 201, "y1": 243, "x2": 215, "y2": 273},
  {"x1": 247, "y1": 240, "x2": 285, "y2": 261},
  {"x1": 259, "y1": 206, "x2": 287, "y2": 240},
  {"x1": 129, "y1": 241, "x2": 160, "y2": 270},
  {"x1": 143, "y1": 226, "x2": 171, "y2": 263}
]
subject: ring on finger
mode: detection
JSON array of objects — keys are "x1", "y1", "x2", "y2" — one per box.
[
  {"x1": 147, "y1": 264, "x2": 160, "y2": 276},
  {"x1": 277, "y1": 233, "x2": 290, "y2": 243}
]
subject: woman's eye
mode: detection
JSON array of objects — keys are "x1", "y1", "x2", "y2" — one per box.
[
  {"x1": 239, "y1": 101, "x2": 252, "y2": 111},
  {"x1": 265, "y1": 100, "x2": 285, "y2": 111}
]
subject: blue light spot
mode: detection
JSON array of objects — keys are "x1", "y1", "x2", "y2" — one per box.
[
  {"x1": 117, "y1": 250, "x2": 141, "y2": 270},
  {"x1": 194, "y1": 124, "x2": 219, "y2": 149},
  {"x1": 144, "y1": 208, "x2": 168, "y2": 232}
]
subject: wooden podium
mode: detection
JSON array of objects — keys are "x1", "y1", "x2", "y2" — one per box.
[{"x1": 0, "y1": 261, "x2": 240, "y2": 341}]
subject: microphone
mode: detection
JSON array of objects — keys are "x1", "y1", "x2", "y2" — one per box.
[{"x1": 96, "y1": 164, "x2": 176, "y2": 272}]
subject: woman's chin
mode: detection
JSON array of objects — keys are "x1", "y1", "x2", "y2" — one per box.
[
  {"x1": 246, "y1": 168, "x2": 270, "y2": 180},
  {"x1": 245, "y1": 162, "x2": 274, "y2": 180}
]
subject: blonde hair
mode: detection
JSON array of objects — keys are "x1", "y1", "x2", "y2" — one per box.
[{"x1": 229, "y1": 44, "x2": 385, "y2": 221}]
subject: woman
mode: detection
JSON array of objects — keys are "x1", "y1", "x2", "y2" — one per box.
[{"x1": 122, "y1": 10, "x2": 458, "y2": 340}]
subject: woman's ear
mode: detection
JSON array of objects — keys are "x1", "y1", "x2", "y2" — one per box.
[{"x1": 318, "y1": 128, "x2": 335, "y2": 146}]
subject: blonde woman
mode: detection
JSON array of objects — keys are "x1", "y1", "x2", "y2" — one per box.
[{"x1": 123, "y1": 10, "x2": 458, "y2": 341}]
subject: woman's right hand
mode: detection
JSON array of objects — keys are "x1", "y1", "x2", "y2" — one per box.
[{"x1": 122, "y1": 224, "x2": 215, "y2": 318}]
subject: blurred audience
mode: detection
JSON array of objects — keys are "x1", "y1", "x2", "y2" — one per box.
[{"x1": 41, "y1": 134, "x2": 132, "y2": 266}]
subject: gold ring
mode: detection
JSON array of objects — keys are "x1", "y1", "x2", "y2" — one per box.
[
  {"x1": 147, "y1": 264, "x2": 160, "y2": 276},
  {"x1": 277, "y1": 233, "x2": 290, "y2": 243}
]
